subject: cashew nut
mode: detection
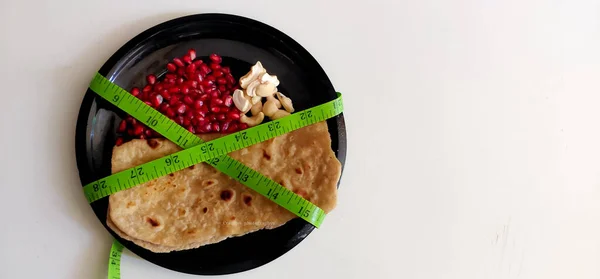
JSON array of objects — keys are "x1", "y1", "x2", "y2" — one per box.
[
  {"x1": 259, "y1": 73, "x2": 280, "y2": 87},
  {"x1": 245, "y1": 80, "x2": 261, "y2": 97},
  {"x1": 271, "y1": 109, "x2": 290, "y2": 120},
  {"x1": 240, "y1": 112, "x2": 264, "y2": 127},
  {"x1": 239, "y1": 62, "x2": 265, "y2": 89},
  {"x1": 233, "y1": 89, "x2": 251, "y2": 113},
  {"x1": 251, "y1": 96, "x2": 262, "y2": 105},
  {"x1": 262, "y1": 99, "x2": 280, "y2": 117},
  {"x1": 256, "y1": 83, "x2": 277, "y2": 97},
  {"x1": 276, "y1": 92, "x2": 294, "y2": 113},
  {"x1": 266, "y1": 95, "x2": 281, "y2": 108},
  {"x1": 251, "y1": 101, "x2": 263, "y2": 116}
]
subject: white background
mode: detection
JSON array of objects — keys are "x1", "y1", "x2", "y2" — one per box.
[{"x1": 1, "y1": 0, "x2": 599, "y2": 278}]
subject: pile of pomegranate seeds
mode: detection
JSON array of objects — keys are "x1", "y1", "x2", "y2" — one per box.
[{"x1": 115, "y1": 49, "x2": 248, "y2": 146}]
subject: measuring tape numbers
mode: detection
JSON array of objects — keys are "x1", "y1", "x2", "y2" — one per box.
[{"x1": 85, "y1": 73, "x2": 343, "y2": 227}]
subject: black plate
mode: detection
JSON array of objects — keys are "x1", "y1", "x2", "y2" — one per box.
[{"x1": 75, "y1": 13, "x2": 346, "y2": 275}]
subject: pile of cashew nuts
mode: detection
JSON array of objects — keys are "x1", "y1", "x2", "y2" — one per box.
[{"x1": 233, "y1": 62, "x2": 294, "y2": 127}]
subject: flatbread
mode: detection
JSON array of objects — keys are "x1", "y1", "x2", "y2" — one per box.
[{"x1": 107, "y1": 121, "x2": 341, "y2": 253}]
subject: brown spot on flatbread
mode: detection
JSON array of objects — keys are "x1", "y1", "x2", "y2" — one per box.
[
  {"x1": 188, "y1": 165, "x2": 195, "y2": 170},
  {"x1": 146, "y1": 139, "x2": 160, "y2": 149},
  {"x1": 230, "y1": 216, "x2": 236, "y2": 220},
  {"x1": 294, "y1": 189, "x2": 307, "y2": 198},
  {"x1": 278, "y1": 180, "x2": 285, "y2": 187},
  {"x1": 263, "y1": 150, "x2": 271, "y2": 160},
  {"x1": 126, "y1": 201, "x2": 136, "y2": 208},
  {"x1": 177, "y1": 208, "x2": 186, "y2": 216},
  {"x1": 146, "y1": 217, "x2": 160, "y2": 227},
  {"x1": 186, "y1": 229, "x2": 196, "y2": 234},
  {"x1": 220, "y1": 190, "x2": 233, "y2": 201},
  {"x1": 203, "y1": 207, "x2": 208, "y2": 213},
  {"x1": 169, "y1": 173, "x2": 174, "y2": 177},
  {"x1": 295, "y1": 168, "x2": 303, "y2": 174},
  {"x1": 243, "y1": 195, "x2": 252, "y2": 206}
]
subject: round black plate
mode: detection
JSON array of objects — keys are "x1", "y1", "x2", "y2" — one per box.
[{"x1": 75, "y1": 13, "x2": 346, "y2": 275}]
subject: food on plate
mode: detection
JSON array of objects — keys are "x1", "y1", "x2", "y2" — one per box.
[
  {"x1": 108, "y1": 49, "x2": 340, "y2": 252},
  {"x1": 107, "y1": 121, "x2": 341, "y2": 252}
]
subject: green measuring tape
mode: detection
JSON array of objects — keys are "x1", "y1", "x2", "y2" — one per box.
[
  {"x1": 87, "y1": 73, "x2": 343, "y2": 279},
  {"x1": 85, "y1": 73, "x2": 343, "y2": 227},
  {"x1": 108, "y1": 240, "x2": 123, "y2": 279}
]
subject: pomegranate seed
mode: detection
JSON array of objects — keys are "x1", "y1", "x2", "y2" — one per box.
[
  {"x1": 227, "y1": 111, "x2": 241, "y2": 120},
  {"x1": 209, "y1": 53, "x2": 222, "y2": 64},
  {"x1": 167, "y1": 63, "x2": 177, "y2": 72},
  {"x1": 168, "y1": 97, "x2": 179, "y2": 106},
  {"x1": 161, "y1": 90, "x2": 171, "y2": 100},
  {"x1": 212, "y1": 122, "x2": 221, "y2": 132},
  {"x1": 131, "y1": 87, "x2": 140, "y2": 97},
  {"x1": 145, "y1": 129, "x2": 153, "y2": 137},
  {"x1": 176, "y1": 116, "x2": 185, "y2": 125},
  {"x1": 191, "y1": 72, "x2": 204, "y2": 82},
  {"x1": 146, "y1": 74, "x2": 156, "y2": 85},
  {"x1": 239, "y1": 123, "x2": 249, "y2": 130},
  {"x1": 221, "y1": 121, "x2": 231, "y2": 132},
  {"x1": 212, "y1": 98, "x2": 224, "y2": 106},
  {"x1": 133, "y1": 125, "x2": 144, "y2": 136},
  {"x1": 196, "y1": 115, "x2": 206, "y2": 123},
  {"x1": 127, "y1": 129, "x2": 134, "y2": 136},
  {"x1": 202, "y1": 122, "x2": 213, "y2": 132},
  {"x1": 217, "y1": 77, "x2": 227, "y2": 85},
  {"x1": 208, "y1": 114, "x2": 217, "y2": 122},
  {"x1": 216, "y1": 113, "x2": 226, "y2": 121},
  {"x1": 222, "y1": 67, "x2": 230, "y2": 74},
  {"x1": 151, "y1": 94, "x2": 163, "y2": 107},
  {"x1": 187, "y1": 125, "x2": 196, "y2": 133},
  {"x1": 176, "y1": 77, "x2": 185, "y2": 85},
  {"x1": 143, "y1": 85, "x2": 152, "y2": 93},
  {"x1": 126, "y1": 116, "x2": 135, "y2": 124},
  {"x1": 175, "y1": 103, "x2": 187, "y2": 114},
  {"x1": 166, "y1": 108, "x2": 176, "y2": 118},
  {"x1": 227, "y1": 123, "x2": 239, "y2": 132},
  {"x1": 183, "y1": 55, "x2": 192, "y2": 64},
  {"x1": 210, "y1": 91, "x2": 220, "y2": 99},
  {"x1": 186, "y1": 80, "x2": 198, "y2": 88},
  {"x1": 200, "y1": 64, "x2": 211, "y2": 75},
  {"x1": 213, "y1": 70, "x2": 224, "y2": 77},
  {"x1": 173, "y1": 58, "x2": 185, "y2": 67},
  {"x1": 199, "y1": 94, "x2": 210, "y2": 101},
  {"x1": 166, "y1": 73, "x2": 177, "y2": 79},
  {"x1": 188, "y1": 49, "x2": 197, "y2": 60},
  {"x1": 210, "y1": 63, "x2": 221, "y2": 70},
  {"x1": 220, "y1": 107, "x2": 230, "y2": 113},
  {"x1": 218, "y1": 85, "x2": 227, "y2": 93},
  {"x1": 223, "y1": 95, "x2": 233, "y2": 107},
  {"x1": 193, "y1": 100, "x2": 204, "y2": 110},
  {"x1": 168, "y1": 87, "x2": 181, "y2": 94},
  {"x1": 177, "y1": 68, "x2": 185, "y2": 77},
  {"x1": 226, "y1": 75, "x2": 236, "y2": 85},
  {"x1": 198, "y1": 108, "x2": 208, "y2": 117},
  {"x1": 210, "y1": 106, "x2": 221, "y2": 113},
  {"x1": 202, "y1": 80, "x2": 214, "y2": 88},
  {"x1": 183, "y1": 96, "x2": 194, "y2": 105},
  {"x1": 183, "y1": 118, "x2": 191, "y2": 127},
  {"x1": 186, "y1": 63, "x2": 196, "y2": 73},
  {"x1": 181, "y1": 86, "x2": 190, "y2": 94},
  {"x1": 117, "y1": 120, "x2": 127, "y2": 133},
  {"x1": 139, "y1": 134, "x2": 146, "y2": 139},
  {"x1": 159, "y1": 103, "x2": 170, "y2": 113},
  {"x1": 115, "y1": 137, "x2": 124, "y2": 146},
  {"x1": 207, "y1": 75, "x2": 216, "y2": 82},
  {"x1": 154, "y1": 84, "x2": 163, "y2": 92},
  {"x1": 193, "y1": 60, "x2": 203, "y2": 67},
  {"x1": 144, "y1": 101, "x2": 154, "y2": 107}
]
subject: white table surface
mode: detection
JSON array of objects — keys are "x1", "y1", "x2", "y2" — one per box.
[{"x1": 2, "y1": 0, "x2": 600, "y2": 278}]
